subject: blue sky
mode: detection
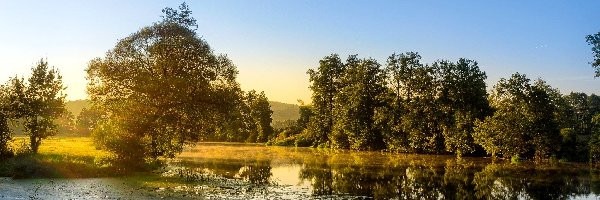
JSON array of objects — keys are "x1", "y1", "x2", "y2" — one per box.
[{"x1": 0, "y1": 1, "x2": 598, "y2": 104}]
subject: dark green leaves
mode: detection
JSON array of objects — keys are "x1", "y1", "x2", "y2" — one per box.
[
  {"x1": 4, "y1": 59, "x2": 66, "y2": 153},
  {"x1": 87, "y1": 4, "x2": 240, "y2": 163},
  {"x1": 586, "y1": 32, "x2": 600, "y2": 77}
]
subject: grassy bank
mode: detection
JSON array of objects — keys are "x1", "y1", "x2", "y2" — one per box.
[{"x1": 0, "y1": 137, "x2": 119, "y2": 178}]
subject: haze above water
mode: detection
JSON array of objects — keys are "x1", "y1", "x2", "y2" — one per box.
[
  {"x1": 173, "y1": 143, "x2": 600, "y2": 199},
  {"x1": 2, "y1": 143, "x2": 600, "y2": 199}
]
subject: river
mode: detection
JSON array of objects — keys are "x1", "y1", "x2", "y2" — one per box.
[{"x1": 1, "y1": 142, "x2": 600, "y2": 199}]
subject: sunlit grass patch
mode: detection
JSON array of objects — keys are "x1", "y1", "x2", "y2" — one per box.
[
  {"x1": 2, "y1": 136, "x2": 117, "y2": 178},
  {"x1": 10, "y1": 136, "x2": 109, "y2": 158}
]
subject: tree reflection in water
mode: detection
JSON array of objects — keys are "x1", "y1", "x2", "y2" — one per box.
[
  {"x1": 174, "y1": 143, "x2": 600, "y2": 199},
  {"x1": 238, "y1": 160, "x2": 272, "y2": 185},
  {"x1": 297, "y1": 159, "x2": 600, "y2": 199}
]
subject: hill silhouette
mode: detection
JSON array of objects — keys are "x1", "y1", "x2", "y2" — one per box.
[{"x1": 65, "y1": 99, "x2": 299, "y2": 123}]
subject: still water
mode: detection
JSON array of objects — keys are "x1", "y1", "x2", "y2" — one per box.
[{"x1": 167, "y1": 142, "x2": 600, "y2": 199}]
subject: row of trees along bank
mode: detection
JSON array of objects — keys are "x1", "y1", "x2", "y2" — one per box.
[{"x1": 272, "y1": 50, "x2": 600, "y2": 162}]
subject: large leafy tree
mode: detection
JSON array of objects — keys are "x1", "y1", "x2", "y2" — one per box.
[
  {"x1": 585, "y1": 32, "x2": 600, "y2": 163},
  {"x1": 246, "y1": 90, "x2": 274, "y2": 143},
  {"x1": 305, "y1": 54, "x2": 346, "y2": 146},
  {"x1": 436, "y1": 59, "x2": 489, "y2": 157},
  {"x1": 400, "y1": 61, "x2": 443, "y2": 153},
  {"x1": 331, "y1": 55, "x2": 387, "y2": 150},
  {"x1": 528, "y1": 80, "x2": 561, "y2": 159},
  {"x1": 87, "y1": 3, "x2": 240, "y2": 163},
  {"x1": 586, "y1": 32, "x2": 600, "y2": 77},
  {"x1": 213, "y1": 90, "x2": 273, "y2": 143},
  {"x1": 474, "y1": 73, "x2": 560, "y2": 159},
  {"x1": 474, "y1": 73, "x2": 532, "y2": 158},
  {"x1": 379, "y1": 52, "x2": 422, "y2": 152},
  {"x1": 8, "y1": 59, "x2": 66, "y2": 153}
]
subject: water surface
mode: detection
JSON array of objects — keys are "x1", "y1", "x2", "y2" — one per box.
[
  {"x1": 2, "y1": 143, "x2": 600, "y2": 199},
  {"x1": 169, "y1": 143, "x2": 600, "y2": 199}
]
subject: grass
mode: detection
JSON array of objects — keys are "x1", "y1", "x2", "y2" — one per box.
[{"x1": 1, "y1": 136, "x2": 118, "y2": 178}]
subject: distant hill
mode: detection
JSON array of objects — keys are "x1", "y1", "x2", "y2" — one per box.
[
  {"x1": 65, "y1": 99, "x2": 90, "y2": 117},
  {"x1": 64, "y1": 99, "x2": 300, "y2": 123},
  {"x1": 269, "y1": 101, "x2": 300, "y2": 122}
]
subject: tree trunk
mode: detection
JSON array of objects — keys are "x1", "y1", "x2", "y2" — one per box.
[{"x1": 30, "y1": 135, "x2": 40, "y2": 154}]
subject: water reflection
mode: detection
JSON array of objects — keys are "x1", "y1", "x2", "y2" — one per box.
[
  {"x1": 173, "y1": 143, "x2": 600, "y2": 199},
  {"x1": 238, "y1": 160, "x2": 272, "y2": 185}
]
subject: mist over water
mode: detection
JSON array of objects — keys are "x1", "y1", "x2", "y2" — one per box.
[{"x1": 170, "y1": 143, "x2": 600, "y2": 199}]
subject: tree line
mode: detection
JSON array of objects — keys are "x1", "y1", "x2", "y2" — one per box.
[{"x1": 272, "y1": 48, "x2": 600, "y2": 162}]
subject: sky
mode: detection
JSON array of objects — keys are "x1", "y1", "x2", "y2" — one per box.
[{"x1": 0, "y1": 1, "x2": 599, "y2": 104}]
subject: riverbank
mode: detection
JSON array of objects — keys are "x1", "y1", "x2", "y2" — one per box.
[
  {"x1": 2, "y1": 139, "x2": 600, "y2": 199},
  {"x1": 0, "y1": 137, "x2": 117, "y2": 178},
  {"x1": 0, "y1": 177, "x2": 172, "y2": 200}
]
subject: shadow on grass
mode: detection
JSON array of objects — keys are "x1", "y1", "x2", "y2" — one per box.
[{"x1": 0, "y1": 153, "x2": 158, "y2": 179}]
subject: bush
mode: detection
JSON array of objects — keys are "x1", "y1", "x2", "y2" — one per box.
[
  {"x1": 92, "y1": 120, "x2": 146, "y2": 169},
  {"x1": 268, "y1": 130, "x2": 296, "y2": 146},
  {"x1": 511, "y1": 154, "x2": 522, "y2": 164},
  {"x1": 0, "y1": 144, "x2": 14, "y2": 159},
  {"x1": 294, "y1": 132, "x2": 314, "y2": 147},
  {"x1": 9, "y1": 155, "x2": 57, "y2": 179}
]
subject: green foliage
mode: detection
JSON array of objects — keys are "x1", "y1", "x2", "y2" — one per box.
[
  {"x1": 296, "y1": 104, "x2": 314, "y2": 130},
  {"x1": 474, "y1": 73, "x2": 561, "y2": 159},
  {"x1": 393, "y1": 54, "x2": 443, "y2": 153},
  {"x1": 6, "y1": 59, "x2": 66, "y2": 153},
  {"x1": 161, "y1": 2, "x2": 197, "y2": 30},
  {"x1": 529, "y1": 80, "x2": 561, "y2": 159},
  {"x1": 214, "y1": 90, "x2": 274, "y2": 143},
  {"x1": 74, "y1": 106, "x2": 103, "y2": 136},
  {"x1": 87, "y1": 4, "x2": 240, "y2": 163},
  {"x1": 559, "y1": 128, "x2": 576, "y2": 160},
  {"x1": 560, "y1": 92, "x2": 600, "y2": 161},
  {"x1": 331, "y1": 55, "x2": 386, "y2": 150},
  {"x1": 269, "y1": 103, "x2": 314, "y2": 147},
  {"x1": 378, "y1": 52, "x2": 422, "y2": 152},
  {"x1": 0, "y1": 112, "x2": 11, "y2": 158},
  {"x1": 287, "y1": 50, "x2": 600, "y2": 163},
  {"x1": 586, "y1": 32, "x2": 600, "y2": 77},
  {"x1": 92, "y1": 119, "x2": 147, "y2": 167},
  {"x1": 376, "y1": 53, "x2": 489, "y2": 155},
  {"x1": 436, "y1": 59, "x2": 490, "y2": 157},
  {"x1": 474, "y1": 74, "x2": 531, "y2": 158},
  {"x1": 294, "y1": 131, "x2": 315, "y2": 147},
  {"x1": 305, "y1": 54, "x2": 346, "y2": 146},
  {"x1": 590, "y1": 114, "x2": 600, "y2": 163},
  {"x1": 510, "y1": 154, "x2": 521, "y2": 164},
  {"x1": 268, "y1": 131, "x2": 297, "y2": 146},
  {"x1": 0, "y1": 86, "x2": 12, "y2": 158},
  {"x1": 245, "y1": 90, "x2": 274, "y2": 143}
]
